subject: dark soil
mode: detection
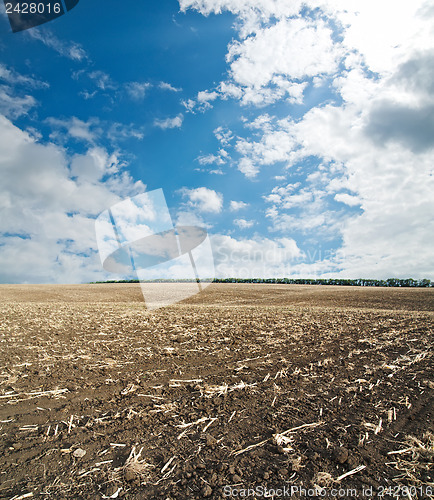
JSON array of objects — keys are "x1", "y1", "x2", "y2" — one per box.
[{"x1": 0, "y1": 284, "x2": 433, "y2": 499}]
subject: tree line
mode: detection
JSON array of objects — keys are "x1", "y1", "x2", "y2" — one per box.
[{"x1": 91, "y1": 278, "x2": 433, "y2": 287}]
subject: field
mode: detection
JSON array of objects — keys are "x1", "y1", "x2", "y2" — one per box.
[{"x1": 0, "y1": 283, "x2": 433, "y2": 499}]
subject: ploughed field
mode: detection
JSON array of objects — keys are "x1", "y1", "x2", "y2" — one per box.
[{"x1": 0, "y1": 284, "x2": 433, "y2": 499}]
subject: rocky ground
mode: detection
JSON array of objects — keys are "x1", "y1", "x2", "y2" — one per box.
[{"x1": 0, "y1": 284, "x2": 433, "y2": 499}]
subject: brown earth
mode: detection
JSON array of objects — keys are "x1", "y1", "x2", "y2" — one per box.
[{"x1": 0, "y1": 284, "x2": 433, "y2": 499}]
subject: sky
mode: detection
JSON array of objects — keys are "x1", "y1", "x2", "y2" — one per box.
[{"x1": 0, "y1": 0, "x2": 433, "y2": 283}]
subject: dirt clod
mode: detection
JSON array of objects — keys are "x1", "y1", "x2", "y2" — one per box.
[
  {"x1": 333, "y1": 447, "x2": 349, "y2": 464},
  {"x1": 202, "y1": 485, "x2": 213, "y2": 497}
]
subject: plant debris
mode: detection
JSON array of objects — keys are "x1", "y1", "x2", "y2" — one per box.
[{"x1": 0, "y1": 283, "x2": 433, "y2": 499}]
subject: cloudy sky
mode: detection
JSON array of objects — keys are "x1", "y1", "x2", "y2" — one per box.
[{"x1": 0, "y1": 0, "x2": 433, "y2": 283}]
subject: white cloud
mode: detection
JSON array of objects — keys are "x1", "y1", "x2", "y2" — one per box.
[
  {"x1": 196, "y1": 147, "x2": 230, "y2": 169},
  {"x1": 234, "y1": 117, "x2": 299, "y2": 176},
  {"x1": 80, "y1": 90, "x2": 97, "y2": 100},
  {"x1": 46, "y1": 117, "x2": 144, "y2": 144},
  {"x1": 179, "y1": 0, "x2": 305, "y2": 28},
  {"x1": 182, "y1": 187, "x2": 223, "y2": 213},
  {"x1": 334, "y1": 193, "x2": 360, "y2": 207},
  {"x1": 0, "y1": 115, "x2": 145, "y2": 283},
  {"x1": 28, "y1": 29, "x2": 88, "y2": 61},
  {"x1": 211, "y1": 234, "x2": 303, "y2": 278},
  {"x1": 197, "y1": 153, "x2": 225, "y2": 165},
  {"x1": 234, "y1": 218, "x2": 254, "y2": 229},
  {"x1": 159, "y1": 81, "x2": 182, "y2": 92},
  {"x1": 230, "y1": 200, "x2": 249, "y2": 211},
  {"x1": 175, "y1": 210, "x2": 207, "y2": 228},
  {"x1": 154, "y1": 114, "x2": 184, "y2": 129},
  {"x1": 179, "y1": 0, "x2": 301, "y2": 17},
  {"x1": 180, "y1": 2, "x2": 343, "y2": 107},
  {"x1": 0, "y1": 85, "x2": 37, "y2": 118},
  {"x1": 88, "y1": 71, "x2": 116, "y2": 91},
  {"x1": 125, "y1": 81, "x2": 152, "y2": 100},
  {"x1": 47, "y1": 117, "x2": 100, "y2": 143},
  {"x1": 197, "y1": 90, "x2": 219, "y2": 103},
  {"x1": 238, "y1": 158, "x2": 259, "y2": 178},
  {"x1": 183, "y1": 90, "x2": 220, "y2": 113},
  {"x1": 70, "y1": 148, "x2": 121, "y2": 182},
  {"x1": 258, "y1": 83, "x2": 434, "y2": 277},
  {"x1": 334, "y1": 1, "x2": 433, "y2": 76},
  {"x1": 0, "y1": 63, "x2": 48, "y2": 89},
  {"x1": 226, "y1": 18, "x2": 340, "y2": 105},
  {"x1": 264, "y1": 184, "x2": 312, "y2": 209},
  {"x1": 181, "y1": 98, "x2": 196, "y2": 113},
  {"x1": 178, "y1": 0, "x2": 434, "y2": 279},
  {"x1": 214, "y1": 126, "x2": 233, "y2": 146},
  {"x1": 196, "y1": 90, "x2": 219, "y2": 110},
  {"x1": 107, "y1": 122, "x2": 145, "y2": 142}
]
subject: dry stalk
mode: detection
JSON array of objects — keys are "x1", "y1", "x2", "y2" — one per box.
[
  {"x1": 202, "y1": 417, "x2": 218, "y2": 433},
  {"x1": 388, "y1": 431, "x2": 434, "y2": 488},
  {"x1": 9, "y1": 493, "x2": 34, "y2": 500},
  {"x1": 123, "y1": 446, "x2": 154, "y2": 481},
  {"x1": 0, "y1": 388, "x2": 68, "y2": 400},
  {"x1": 335, "y1": 465, "x2": 366, "y2": 482},
  {"x1": 232, "y1": 438, "x2": 269, "y2": 456},
  {"x1": 161, "y1": 455, "x2": 176, "y2": 473},
  {"x1": 272, "y1": 432, "x2": 294, "y2": 452},
  {"x1": 177, "y1": 417, "x2": 208, "y2": 429},
  {"x1": 278, "y1": 421, "x2": 323, "y2": 436}
]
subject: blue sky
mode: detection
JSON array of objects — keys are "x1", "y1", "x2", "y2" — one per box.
[{"x1": 0, "y1": 0, "x2": 433, "y2": 283}]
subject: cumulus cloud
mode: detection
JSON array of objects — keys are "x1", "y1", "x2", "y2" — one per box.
[
  {"x1": 197, "y1": 90, "x2": 219, "y2": 104},
  {"x1": 46, "y1": 117, "x2": 101, "y2": 143},
  {"x1": 233, "y1": 218, "x2": 254, "y2": 229},
  {"x1": 196, "y1": 147, "x2": 229, "y2": 168},
  {"x1": 234, "y1": 116, "x2": 298, "y2": 176},
  {"x1": 264, "y1": 184, "x2": 314, "y2": 209},
  {"x1": 229, "y1": 200, "x2": 249, "y2": 211},
  {"x1": 180, "y1": 0, "x2": 342, "y2": 107},
  {"x1": 0, "y1": 115, "x2": 145, "y2": 283},
  {"x1": 179, "y1": 0, "x2": 434, "y2": 279},
  {"x1": 183, "y1": 90, "x2": 220, "y2": 113},
  {"x1": 179, "y1": 0, "x2": 305, "y2": 29},
  {"x1": 394, "y1": 50, "x2": 434, "y2": 97},
  {"x1": 175, "y1": 210, "x2": 208, "y2": 228},
  {"x1": 70, "y1": 148, "x2": 122, "y2": 182},
  {"x1": 182, "y1": 187, "x2": 223, "y2": 213},
  {"x1": 211, "y1": 234, "x2": 303, "y2": 278},
  {"x1": 334, "y1": 193, "x2": 361, "y2": 207},
  {"x1": 225, "y1": 18, "x2": 339, "y2": 105},
  {"x1": 365, "y1": 100, "x2": 434, "y2": 153}
]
